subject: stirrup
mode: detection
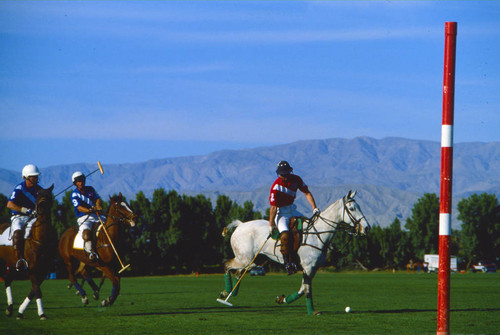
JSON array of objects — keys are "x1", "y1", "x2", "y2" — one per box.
[
  {"x1": 16, "y1": 258, "x2": 29, "y2": 271},
  {"x1": 88, "y1": 251, "x2": 99, "y2": 261}
]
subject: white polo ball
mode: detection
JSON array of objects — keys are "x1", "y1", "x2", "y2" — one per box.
[{"x1": 345, "y1": 306, "x2": 351, "y2": 313}]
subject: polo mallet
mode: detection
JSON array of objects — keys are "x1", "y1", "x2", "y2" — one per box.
[
  {"x1": 55, "y1": 161, "x2": 104, "y2": 197},
  {"x1": 217, "y1": 235, "x2": 271, "y2": 307},
  {"x1": 95, "y1": 210, "x2": 131, "y2": 274}
]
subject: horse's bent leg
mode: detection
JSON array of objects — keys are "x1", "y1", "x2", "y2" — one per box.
[
  {"x1": 276, "y1": 273, "x2": 318, "y2": 315},
  {"x1": 5, "y1": 275, "x2": 13, "y2": 317}
]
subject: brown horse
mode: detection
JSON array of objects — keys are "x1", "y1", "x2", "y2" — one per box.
[
  {"x1": 59, "y1": 193, "x2": 136, "y2": 306},
  {"x1": 0, "y1": 185, "x2": 57, "y2": 320}
]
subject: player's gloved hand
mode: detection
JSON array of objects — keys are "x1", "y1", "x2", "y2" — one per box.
[
  {"x1": 269, "y1": 225, "x2": 274, "y2": 236},
  {"x1": 313, "y1": 208, "x2": 321, "y2": 215}
]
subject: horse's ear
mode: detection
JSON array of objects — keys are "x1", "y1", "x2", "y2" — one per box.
[
  {"x1": 347, "y1": 190, "x2": 352, "y2": 199},
  {"x1": 351, "y1": 190, "x2": 357, "y2": 199},
  {"x1": 48, "y1": 184, "x2": 54, "y2": 192},
  {"x1": 119, "y1": 192, "x2": 123, "y2": 198}
]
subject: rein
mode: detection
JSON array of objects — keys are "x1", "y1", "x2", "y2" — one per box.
[{"x1": 300, "y1": 198, "x2": 363, "y2": 252}]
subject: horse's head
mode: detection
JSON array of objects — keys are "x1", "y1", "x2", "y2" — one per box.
[
  {"x1": 35, "y1": 184, "x2": 54, "y2": 217},
  {"x1": 108, "y1": 193, "x2": 137, "y2": 227},
  {"x1": 342, "y1": 190, "x2": 370, "y2": 235}
]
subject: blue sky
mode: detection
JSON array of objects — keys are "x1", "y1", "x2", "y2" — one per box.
[{"x1": 1, "y1": 1, "x2": 499, "y2": 172}]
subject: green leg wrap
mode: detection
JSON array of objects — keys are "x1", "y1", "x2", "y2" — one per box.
[
  {"x1": 306, "y1": 296, "x2": 315, "y2": 315},
  {"x1": 285, "y1": 292, "x2": 301, "y2": 304},
  {"x1": 224, "y1": 273, "x2": 233, "y2": 293},
  {"x1": 231, "y1": 276, "x2": 240, "y2": 297}
]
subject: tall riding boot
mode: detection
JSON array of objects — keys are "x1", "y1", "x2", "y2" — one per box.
[
  {"x1": 12, "y1": 230, "x2": 28, "y2": 271},
  {"x1": 83, "y1": 230, "x2": 98, "y2": 261},
  {"x1": 280, "y1": 231, "x2": 297, "y2": 275}
]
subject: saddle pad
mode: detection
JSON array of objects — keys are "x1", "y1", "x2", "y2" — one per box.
[
  {"x1": 271, "y1": 218, "x2": 303, "y2": 240},
  {"x1": 0, "y1": 228, "x2": 12, "y2": 247},
  {"x1": 73, "y1": 225, "x2": 103, "y2": 250}
]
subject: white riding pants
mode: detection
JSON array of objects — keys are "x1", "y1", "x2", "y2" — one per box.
[
  {"x1": 10, "y1": 215, "x2": 37, "y2": 239},
  {"x1": 77, "y1": 214, "x2": 106, "y2": 233},
  {"x1": 275, "y1": 204, "x2": 304, "y2": 233}
]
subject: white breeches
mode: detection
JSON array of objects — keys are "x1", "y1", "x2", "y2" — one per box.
[
  {"x1": 275, "y1": 204, "x2": 304, "y2": 233},
  {"x1": 77, "y1": 214, "x2": 106, "y2": 233},
  {"x1": 10, "y1": 215, "x2": 37, "y2": 238}
]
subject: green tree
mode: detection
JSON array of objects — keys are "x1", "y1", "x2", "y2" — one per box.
[
  {"x1": 214, "y1": 195, "x2": 235, "y2": 260},
  {"x1": 405, "y1": 193, "x2": 440, "y2": 261},
  {"x1": 457, "y1": 193, "x2": 499, "y2": 268}
]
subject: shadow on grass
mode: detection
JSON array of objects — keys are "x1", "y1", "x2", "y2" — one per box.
[
  {"x1": 121, "y1": 304, "x2": 304, "y2": 316},
  {"x1": 345, "y1": 307, "x2": 500, "y2": 314}
]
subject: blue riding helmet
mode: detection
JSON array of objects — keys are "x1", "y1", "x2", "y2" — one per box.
[{"x1": 276, "y1": 161, "x2": 293, "y2": 175}]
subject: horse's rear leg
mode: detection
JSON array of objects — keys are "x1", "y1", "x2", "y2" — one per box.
[
  {"x1": 65, "y1": 260, "x2": 89, "y2": 305},
  {"x1": 220, "y1": 259, "x2": 245, "y2": 299},
  {"x1": 79, "y1": 266, "x2": 100, "y2": 300}
]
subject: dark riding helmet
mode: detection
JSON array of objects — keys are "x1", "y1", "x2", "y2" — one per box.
[{"x1": 276, "y1": 161, "x2": 293, "y2": 175}]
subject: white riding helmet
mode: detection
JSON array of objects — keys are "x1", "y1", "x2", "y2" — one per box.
[
  {"x1": 72, "y1": 171, "x2": 86, "y2": 184},
  {"x1": 22, "y1": 164, "x2": 41, "y2": 179}
]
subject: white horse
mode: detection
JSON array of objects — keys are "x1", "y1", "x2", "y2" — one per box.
[{"x1": 220, "y1": 190, "x2": 370, "y2": 315}]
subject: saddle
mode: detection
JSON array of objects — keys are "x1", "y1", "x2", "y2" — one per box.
[{"x1": 272, "y1": 217, "x2": 303, "y2": 255}]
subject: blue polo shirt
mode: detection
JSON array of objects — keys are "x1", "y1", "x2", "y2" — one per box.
[
  {"x1": 9, "y1": 181, "x2": 39, "y2": 215},
  {"x1": 71, "y1": 186, "x2": 101, "y2": 217}
]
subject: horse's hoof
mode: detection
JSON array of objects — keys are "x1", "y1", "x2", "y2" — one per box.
[
  {"x1": 16, "y1": 313, "x2": 24, "y2": 320},
  {"x1": 39, "y1": 314, "x2": 48, "y2": 320},
  {"x1": 275, "y1": 295, "x2": 286, "y2": 304},
  {"x1": 101, "y1": 297, "x2": 112, "y2": 307},
  {"x1": 81, "y1": 295, "x2": 89, "y2": 305},
  {"x1": 6, "y1": 304, "x2": 13, "y2": 317},
  {"x1": 219, "y1": 291, "x2": 228, "y2": 299},
  {"x1": 67, "y1": 284, "x2": 72, "y2": 289},
  {"x1": 75, "y1": 290, "x2": 80, "y2": 296},
  {"x1": 93, "y1": 292, "x2": 100, "y2": 300}
]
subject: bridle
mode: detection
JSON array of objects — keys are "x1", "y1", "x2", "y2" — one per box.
[
  {"x1": 300, "y1": 197, "x2": 367, "y2": 252},
  {"x1": 104, "y1": 200, "x2": 136, "y2": 228}
]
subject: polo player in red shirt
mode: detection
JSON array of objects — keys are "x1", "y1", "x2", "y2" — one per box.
[{"x1": 269, "y1": 161, "x2": 319, "y2": 275}]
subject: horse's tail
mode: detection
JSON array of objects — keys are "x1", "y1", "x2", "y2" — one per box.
[{"x1": 222, "y1": 220, "x2": 242, "y2": 237}]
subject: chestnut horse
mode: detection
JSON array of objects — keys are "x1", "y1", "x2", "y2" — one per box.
[
  {"x1": 59, "y1": 193, "x2": 136, "y2": 306},
  {"x1": 0, "y1": 185, "x2": 57, "y2": 320}
]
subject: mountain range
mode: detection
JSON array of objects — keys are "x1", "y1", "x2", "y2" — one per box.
[{"x1": 1, "y1": 137, "x2": 499, "y2": 229}]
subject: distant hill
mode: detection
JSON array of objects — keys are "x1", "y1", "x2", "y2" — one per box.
[{"x1": 1, "y1": 137, "x2": 499, "y2": 229}]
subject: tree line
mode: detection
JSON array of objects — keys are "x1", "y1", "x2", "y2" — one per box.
[{"x1": 0, "y1": 190, "x2": 498, "y2": 276}]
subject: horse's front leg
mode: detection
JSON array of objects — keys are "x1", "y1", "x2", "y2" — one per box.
[
  {"x1": 4, "y1": 272, "x2": 14, "y2": 317},
  {"x1": 275, "y1": 268, "x2": 319, "y2": 315},
  {"x1": 17, "y1": 273, "x2": 48, "y2": 320},
  {"x1": 99, "y1": 266, "x2": 120, "y2": 307}
]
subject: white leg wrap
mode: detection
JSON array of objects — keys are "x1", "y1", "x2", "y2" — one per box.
[
  {"x1": 6, "y1": 286, "x2": 13, "y2": 305},
  {"x1": 19, "y1": 297, "x2": 31, "y2": 314},
  {"x1": 36, "y1": 298, "x2": 45, "y2": 316}
]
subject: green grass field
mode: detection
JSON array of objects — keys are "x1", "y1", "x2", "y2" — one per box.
[{"x1": 1, "y1": 271, "x2": 498, "y2": 335}]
